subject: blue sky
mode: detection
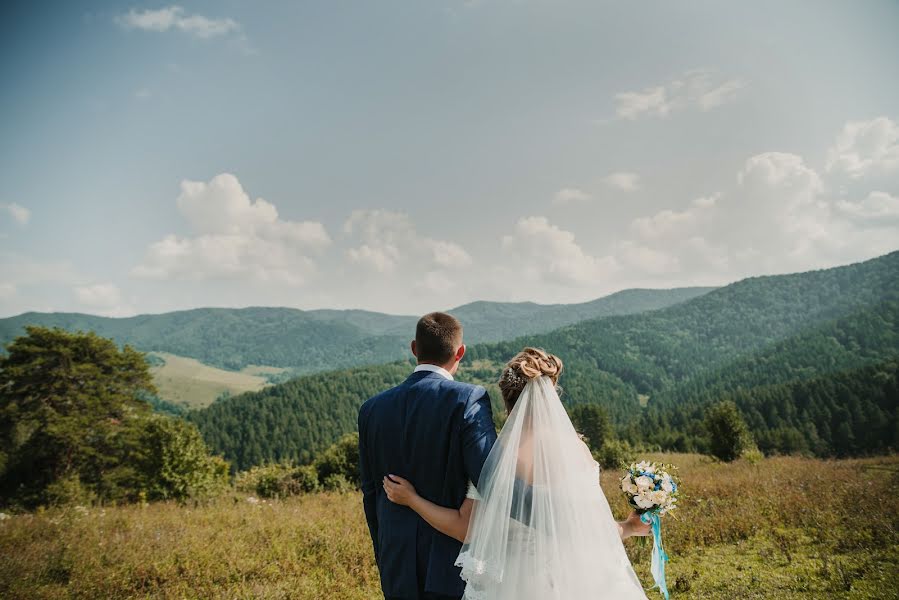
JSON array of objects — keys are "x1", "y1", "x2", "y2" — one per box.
[{"x1": 1, "y1": 1, "x2": 897, "y2": 317}]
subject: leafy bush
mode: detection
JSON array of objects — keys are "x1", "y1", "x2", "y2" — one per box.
[
  {"x1": 595, "y1": 439, "x2": 636, "y2": 470},
  {"x1": 322, "y1": 473, "x2": 354, "y2": 493},
  {"x1": 237, "y1": 463, "x2": 320, "y2": 498},
  {"x1": 704, "y1": 400, "x2": 755, "y2": 462},
  {"x1": 233, "y1": 434, "x2": 360, "y2": 498},
  {"x1": 313, "y1": 433, "x2": 360, "y2": 488},
  {"x1": 139, "y1": 415, "x2": 230, "y2": 501}
]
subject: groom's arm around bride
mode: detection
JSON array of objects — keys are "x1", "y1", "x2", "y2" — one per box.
[{"x1": 358, "y1": 312, "x2": 497, "y2": 600}]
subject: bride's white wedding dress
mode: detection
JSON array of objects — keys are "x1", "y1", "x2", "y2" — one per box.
[{"x1": 454, "y1": 376, "x2": 648, "y2": 600}]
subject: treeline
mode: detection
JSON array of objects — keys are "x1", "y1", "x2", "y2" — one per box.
[
  {"x1": 640, "y1": 360, "x2": 899, "y2": 458},
  {"x1": 187, "y1": 362, "x2": 413, "y2": 470}
]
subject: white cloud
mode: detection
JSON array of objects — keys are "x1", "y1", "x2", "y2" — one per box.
[
  {"x1": 615, "y1": 69, "x2": 746, "y2": 120},
  {"x1": 615, "y1": 241, "x2": 679, "y2": 275},
  {"x1": 553, "y1": 188, "x2": 592, "y2": 205},
  {"x1": 826, "y1": 117, "x2": 899, "y2": 179},
  {"x1": 432, "y1": 240, "x2": 474, "y2": 269},
  {"x1": 116, "y1": 6, "x2": 240, "y2": 39},
  {"x1": 346, "y1": 243, "x2": 399, "y2": 274},
  {"x1": 630, "y1": 195, "x2": 720, "y2": 240},
  {"x1": 617, "y1": 139, "x2": 898, "y2": 281},
  {"x1": 501, "y1": 216, "x2": 619, "y2": 286},
  {"x1": 73, "y1": 283, "x2": 135, "y2": 316},
  {"x1": 0, "y1": 252, "x2": 80, "y2": 287},
  {"x1": 603, "y1": 172, "x2": 641, "y2": 192},
  {"x1": 343, "y1": 209, "x2": 472, "y2": 274},
  {"x1": 2, "y1": 203, "x2": 30, "y2": 225},
  {"x1": 75, "y1": 283, "x2": 123, "y2": 307},
  {"x1": 133, "y1": 173, "x2": 330, "y2": 286},
  {"x1": 416, "y1": 270, "x2": 457, "y2": 295},
  {"x1": 0, "y1": 252, "x2": 84, "y2": 315},
  {"x1": 836, "y1": 191, "x2": 899, "y2": 224}
]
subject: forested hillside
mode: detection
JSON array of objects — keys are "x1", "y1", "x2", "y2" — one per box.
[
  {"x1": 642, "y1": 360, "x2": 899, "y2": 457},
  {"x1": 189, "y1": 252, "x2": 899, "y2": 468},
  {"x1": 468, "y1": 251, "x2": 899, "y2": 396},
  {"x1": 187, "y1": 363, "x2": 412, "y2": 469},
  {"x1": 0, "y1": 287, "x2": 712, "y2": 374}
]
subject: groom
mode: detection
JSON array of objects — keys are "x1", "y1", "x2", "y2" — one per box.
[{"x1": 358, "y1": 312, "x2": 497, "y2": 600}]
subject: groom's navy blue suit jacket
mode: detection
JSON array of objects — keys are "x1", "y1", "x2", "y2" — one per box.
[{"x1": 358, "y1": 370, "x2": 497, "y2": 599}]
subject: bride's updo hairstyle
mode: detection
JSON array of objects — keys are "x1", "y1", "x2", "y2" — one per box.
[{"x1": 498, "y1": 347, "x2": 563, "y2": 411}]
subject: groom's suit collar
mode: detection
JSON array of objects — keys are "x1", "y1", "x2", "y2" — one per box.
[{"x1": 411, "y1": 363, "x2": 455, "y2": 381}]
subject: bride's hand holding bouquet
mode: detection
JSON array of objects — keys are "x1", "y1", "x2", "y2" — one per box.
[{"x1": 620, "y1": 460, "x2": 681, "y2": 599}]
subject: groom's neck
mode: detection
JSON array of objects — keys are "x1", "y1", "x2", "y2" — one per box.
[{"x1": 418, "y1": 360, "x2": 456, "y2": 373}]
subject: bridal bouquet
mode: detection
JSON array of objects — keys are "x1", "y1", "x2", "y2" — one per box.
[
  {"x1": 620, "y1": 460, "x2": 679, "y2": 515},
  {"x1": 620, "y1": 460, "x2": 680, "y2": 600}
]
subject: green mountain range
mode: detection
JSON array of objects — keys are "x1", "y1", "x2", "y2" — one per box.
[
  {"x1": 188, "y1": 251, "x2": 899, "y2": 469},
  {"x1": 0, "y1": 287, "x2": 713, "y2": 374}
]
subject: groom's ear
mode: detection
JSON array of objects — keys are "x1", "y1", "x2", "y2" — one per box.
[
  {"x1": 410, "y1": 340, "x2": 418, "y2": 359},
  {"x1": 455, "y1": 344, "x2": 466, "y2": 362}
]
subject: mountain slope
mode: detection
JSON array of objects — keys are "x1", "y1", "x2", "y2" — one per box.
[
  {"x1": 643, "y1": 357, "x2": 899, "y2": 457},
  {"x1": 0, "y1": 287, "x2": 713, "y2": 373},
  {"x1": 189, "y1": 251, "x2": 899, "y2": 468},
  {"x1": 467, "y1": 251, "x2": 899, "y2": 412},
  {"x1": 187, "y1": 363, "x2": 413, "y2": 469},
  {"x1": 449, "y1": 287, "x2": 715, "y2": 342}
]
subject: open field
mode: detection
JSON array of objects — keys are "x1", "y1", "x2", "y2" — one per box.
[
  {"x1": 240, "y1": 364, "x2": 292, "y2": 378},
  {"x1": 149, "y1": 352, "x2": 278, "y2": 409},
  {"x1": 1, "y1": 454, "x2": 897, "y2": 599}
]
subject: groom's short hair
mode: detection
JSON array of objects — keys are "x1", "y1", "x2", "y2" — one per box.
[{"x1": 415, "y1": 312, "x2": 463, "y2": 364}]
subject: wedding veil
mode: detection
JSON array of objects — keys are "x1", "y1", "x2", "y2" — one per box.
[{"x1": 455, "y1": 376, "x2": 648, "y2": 600}]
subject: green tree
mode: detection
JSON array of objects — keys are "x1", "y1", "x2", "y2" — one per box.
[
  {"x1": 704, "y1": 400, "x2": 755, "y2": 462},
  {"x1": 139, "y1": 415, "x2": 229, "y2": 501},
  {"x1": 0, "y1": 327, "x2": 228, "y2": 506},
  {"x1": 0, "y1": 327, "x2": 155, "y2": 505},
  {"x1": 569, "y1": 404, "x2": 614, "y2": 452}
]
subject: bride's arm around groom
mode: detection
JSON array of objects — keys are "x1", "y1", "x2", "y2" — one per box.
[{"x1": 382, "y1": 473, "x2": 650, "y2": 542}]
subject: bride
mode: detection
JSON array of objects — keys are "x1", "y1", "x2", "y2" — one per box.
[{"x1": 383, "y1": 348, "x2": 651, "y2": 599}]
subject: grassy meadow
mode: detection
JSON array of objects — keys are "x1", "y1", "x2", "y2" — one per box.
[
  {"x1": 149, "y1": 352, "x2": 286, "y2": 409},
  {"x1": 1, "y1": 453, "x2": 897, "y2": 600}
]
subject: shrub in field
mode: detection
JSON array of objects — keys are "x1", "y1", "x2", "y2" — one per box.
[
  {"x1": 704, "y1": 400, "x2": 755, "y2": 461},
  {"x1": 235, "y1": 434, "x2": 360, "y2": 498},
  {"x1": 322, "y1": 473, "x2": 354, "y2": 493},
  {"x1": 139, "y1": 414, "x2": 230, "y2": 501},
  {"x1": 293, "y1": 464, "x2": 321, "y2": 493},
  {"x1": 314, "y1": 432, "x2": 360, "y2": 488},
  {"x1": 595, "y1": 438, "x2": 636, "y2": 470},
  {"x1": 237, "y1": 463, "x2": 320, "y2": 498}
]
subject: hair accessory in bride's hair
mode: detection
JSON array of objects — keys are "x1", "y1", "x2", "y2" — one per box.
[{"x1": 501, "y1": 366, "x2": 527, "y2": 388}]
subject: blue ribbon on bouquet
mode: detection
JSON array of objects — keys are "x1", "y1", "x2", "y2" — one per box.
[{"x1": 640, "y1": 511, "x2": 670, "y2": 600}]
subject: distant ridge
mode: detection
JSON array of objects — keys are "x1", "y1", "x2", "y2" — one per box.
[{"x1": 0, "y1": 287, "x2": 715, "y2": 374}]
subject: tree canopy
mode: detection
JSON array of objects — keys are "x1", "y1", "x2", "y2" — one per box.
[{"x1": 0, "y1": 327, "x2": 227, "y2": 507}]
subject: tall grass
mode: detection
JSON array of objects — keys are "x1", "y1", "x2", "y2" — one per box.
[{"x1": 1, "y1": 454, "x2": 896, "y2": 599}]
